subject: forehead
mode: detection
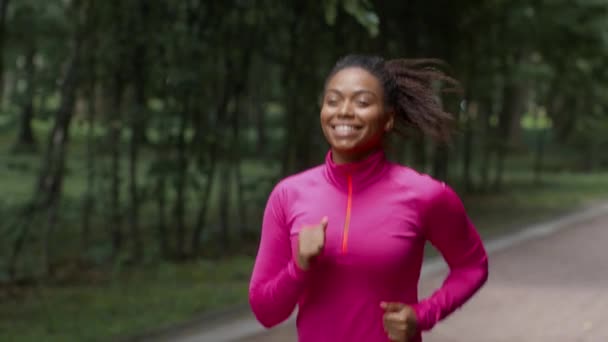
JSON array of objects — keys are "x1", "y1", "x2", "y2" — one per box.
[{"x1": 326, "y1": 67, "x2": 382, "y2": 94}]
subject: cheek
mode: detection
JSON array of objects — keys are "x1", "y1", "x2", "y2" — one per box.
[{"x1": 359, "y1": 109, "x2": 387, "y2": 130}]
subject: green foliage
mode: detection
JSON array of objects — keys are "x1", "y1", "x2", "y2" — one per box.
[{"x1": 324, "y1": 0, "x2": 379, "y2": 37}]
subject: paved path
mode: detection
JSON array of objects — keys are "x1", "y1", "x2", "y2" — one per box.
[{"x1": 153, "y1": 203, "x2": 608, "y2": 342}]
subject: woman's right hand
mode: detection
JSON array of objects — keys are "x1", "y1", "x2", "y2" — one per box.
[{"x1": 296, "y1": 217, "x2": 328, "y2": 271}]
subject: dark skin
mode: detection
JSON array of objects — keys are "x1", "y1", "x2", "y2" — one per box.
[
  {"x1": 320, "y1": 67, "x2": 394, "y2": 164},
  {"x1": 297, "y1": 67, "x2": 418, "y2": 341}
]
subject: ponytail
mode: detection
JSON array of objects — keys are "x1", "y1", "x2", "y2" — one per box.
[{"x1": 325, "y1": 55, "x2": 461, "y2": 143}]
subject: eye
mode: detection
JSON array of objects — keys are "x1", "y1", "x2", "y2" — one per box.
[
  {"x1": 325, "y1": 97, "x2": 340, "y2": 106},
  {"x1": 357, "y1": 100, "x2": 369, "y2": 107}
]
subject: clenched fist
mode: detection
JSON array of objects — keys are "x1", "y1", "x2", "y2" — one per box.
[
  {"x1": 296, "y1": 217, "x2": 328, "y2": 271},
  {"x1": 381, "y1": 302, "x2": 418, "y2": 342}
]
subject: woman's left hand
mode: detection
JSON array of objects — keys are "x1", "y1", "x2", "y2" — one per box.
[{"x1": 380, "y1": 302, "x2": 418, "y2": 342}]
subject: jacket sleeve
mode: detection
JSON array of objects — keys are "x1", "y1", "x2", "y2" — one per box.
[
  {"x1": 412, "y1": 183, "x2": 489, "y2": 331},
  {"x1": 248, "y1": 184, "x2": 309, "y2": 328}
]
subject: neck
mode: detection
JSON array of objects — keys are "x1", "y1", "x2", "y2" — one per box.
[{"x1": 331, "y1": 147, "x2": 383, "y2": 165}]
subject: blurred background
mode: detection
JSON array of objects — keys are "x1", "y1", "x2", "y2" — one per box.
[{"x1": 1, "y1": 0, "x2": 607, "y2": 341}]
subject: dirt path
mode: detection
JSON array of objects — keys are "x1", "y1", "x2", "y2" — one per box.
[{"x1": 241, "y1": 211, "x2": 608, "y2": 342}]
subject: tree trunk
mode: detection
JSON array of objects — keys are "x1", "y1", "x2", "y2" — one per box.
[
  {"x1": 9, "y1": 0, "x2": 85, "y2": 279},
  {"x1": 191, "y1": 66, "x2": 232, "y2": 254},
  {"x1": 494, "y1": 57, "x2": 528, "y2": 190},
  {"x1": 156, "y1": 170, "x2": 169, "y2": 258},
  {"x1": 128, "y1": 33, "x2": 146, "y2": 262},
  {"x1": 128, "y1": 104, "x2": 142, "y2": 262},
  {"x1": 232, "y1": 97, "x2": 246, "y2": 234},
  {"x1": 432, "y1": 144, "x2": 449, "y2": 182},
  {"x1": 254, "y1": 97, "x2": 267, "y2": 155},
  {"x1": 533, "y1": 127, "x2": 546, "y2": 185},
  {"x1": 174, "y1": 98, "x2": 189, "y2": 259},
  {"x1": 39, "y1": 45, "x2": 82, "y2": 276},
  {"x1": 218, "y1": 160, "x2": 231, "y2": 252},
  {"x1": 494, "y1": 79, "x2": 514, "y2": 190},
  {"x1": 509, "y1": 84, "x2": 528, "y2": 148},
  {"x1": 15, "y1": 43, "x2": 37, "y2": 150},
  {"x1": 280, "y1": 6, "x2": 302, "y2": 177},
  {"x1": 411, "y1": 135, "x2": 426, "y2": 172},
  {"x1": 462, "y1": 103, "x2": 475, "y2": 193},
  {"x1": 0, "y1": 0, "x2": 10, "y2": 107},
  {"x1": 81, "y1": 78, "x2": 96, "y2": 256},
  {"x1": 191, "y1": 152, "x2": 217, "y2": 255},
  {"x1": 479, "y1": 98, "x2": 493, "y2": 192},
  {"x1": 109, "y1": 74, "x2": 124, "y2": 260}
]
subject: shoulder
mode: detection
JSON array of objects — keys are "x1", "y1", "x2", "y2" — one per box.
[
  {"x1": 385, "y1": 162, "x2": 447, "y2": 199},
  {"x1": 268, "y1": 164, "x2": 325, "y2": 200},
  {"x1": 384, "y1": 162, "x2": 465, "y2": 216}
]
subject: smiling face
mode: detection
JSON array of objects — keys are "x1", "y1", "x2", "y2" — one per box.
[{"x1": 320, "y1": 67, "x2": 394, "y2": 164}]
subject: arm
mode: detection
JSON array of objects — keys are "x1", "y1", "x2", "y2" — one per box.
[
  {"x1": 412, "y1": 183, "x2": 489, "y2": 331},
  {"x1": 249, "y1": 184, "x2": 309, "y2": 328}
]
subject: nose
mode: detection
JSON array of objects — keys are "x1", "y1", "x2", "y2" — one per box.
[{"x1": 337, "y1": 99, "x2": 355, "y2": 118}]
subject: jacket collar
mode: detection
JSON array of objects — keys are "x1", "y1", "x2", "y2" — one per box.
[{"x1": 323, "y1": 148, "x2": 388, "y2": 192}]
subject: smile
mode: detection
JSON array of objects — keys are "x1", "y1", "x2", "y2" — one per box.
[
  {"x1": 332, "y1": 124, "x2": 362, "y2": 133},
  {"x1": 330, "y1": 124, "x2": 362, "y2": 138}
]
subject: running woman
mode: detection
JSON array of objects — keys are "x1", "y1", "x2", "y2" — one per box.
[{"x1": 249, "y1": 55, "x2": 489, "y2": 342}]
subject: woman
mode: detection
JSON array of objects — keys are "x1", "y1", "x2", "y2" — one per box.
[{"x1": 249, "y1": 55, "x2": 489, "y2": 342}]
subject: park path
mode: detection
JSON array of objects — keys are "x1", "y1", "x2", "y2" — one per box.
[{"x1": 149, "y1": 202, "x2": 608, "y2": 342}]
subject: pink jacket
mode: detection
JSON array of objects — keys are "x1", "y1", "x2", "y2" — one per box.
[{"x1": 249, "y1": 149, "x2": 488, "y2": 341}]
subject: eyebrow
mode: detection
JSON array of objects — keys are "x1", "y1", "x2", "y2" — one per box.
[{"x1": 325, "y1": 89, "x2": 378, "y2": 98}]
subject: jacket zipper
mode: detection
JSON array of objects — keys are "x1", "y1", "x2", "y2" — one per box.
[{"x1": 341, "y1": 174, "x2": 353, "y2": 254}]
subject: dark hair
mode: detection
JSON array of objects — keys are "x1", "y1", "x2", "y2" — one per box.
[{"x1": 324, "y1": 54, "x2": 461, "y2": 143}]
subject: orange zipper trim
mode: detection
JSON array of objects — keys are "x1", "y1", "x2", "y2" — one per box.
[{"x1": 341, "y1": 174, "x2": 353, "y2": 254}]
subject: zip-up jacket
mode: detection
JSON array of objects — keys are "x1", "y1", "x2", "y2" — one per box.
[{"x1": 249, "y1": 149, "x2": 489, "y2": 341}]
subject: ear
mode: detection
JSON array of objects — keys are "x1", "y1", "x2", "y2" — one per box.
[{"x1": 384, "y1": 109, "x2": 395, "y2": 132}]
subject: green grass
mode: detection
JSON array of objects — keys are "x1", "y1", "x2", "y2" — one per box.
[{"x1": 0, "y1": 257, "x2": 254, "y2": 342}]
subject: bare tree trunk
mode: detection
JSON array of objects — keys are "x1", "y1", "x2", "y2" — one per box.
[
  {"x1": 509, "y1": 103, "x2": 524, "y2": 147},
  {"x1": 462, "y1": 104, "x2": 475, "y2": 193},
  {"x1": 39, "y1": 46, "x2": 82, "y2": 275},
  {"x1": 15, "y1": 43, "x2": 37, "y2": 150},
  {"x1": 191, "y1": 78, "x2": 231, "y2": 255},
  {"x1": 461, "y1": 46, "x2": 477, "y2": 193},
  {"x1": 174, "y1": 99, "x2": 189, "y2": 259},
  {"x1": 494, "y1": 56, "x2": 528, "y2": 190},
  {"x1": 128, "y1": 24, "x2": 146, "y2": 262},
  {"x1": 9, "y1": 0, "x2": 86, "y2": 279},
  {"x1": 191, "y1": 155, "x2": 216, "y2": 255},
  {"x1": 533, "y1": 123, "x2": 546, "y2": 184},
  {"x1": 128, "y1": 103, "x2": 142, "y2": 261},
  {"x1": 432, "y1": 144, "x2": 449, "y2": 182},
  {"x1": 411, "y1": 135, "x2": 426, "y2": 172},
  {"x1": 81, "y1": 77, "x2": 96, "y2": 256},
  {"x1": 0, "y1": 0, "x2": 10, "y2": 107},
  {"x1": 280, "y1": 5, "x2": 302, "y2": 177},
  {"x1": 218, "y1": 160, "x2": 231, "y2": 252},
  {"x1": 109, "y1": 74, "x2": 124, "y2": 260},
  {"x1": 479, "y1": 98, "x2": 493, "y2": 192},
  {"x1": 156, "y1": 172, "x2": 169, "y2": 258},
  {"x1": 254, "y1": 97, "x2": 267, "y2": 155},
  {"x1": 232, "y1": 97, "x2": 246, "y2": 234}
]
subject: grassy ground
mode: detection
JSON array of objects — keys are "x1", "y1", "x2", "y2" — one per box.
[
  {"x1": 0, "y1": 257, "x2": 253, "y2": 342},
  {"x1": 1, "y1": 122, "x2": 607, "y2": 341}
]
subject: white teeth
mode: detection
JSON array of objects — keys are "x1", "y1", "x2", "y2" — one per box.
[{"x1": 335, "y1": 125, "x2": 356, "y2": 132}]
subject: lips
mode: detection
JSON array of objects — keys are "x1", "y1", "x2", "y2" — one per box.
[{"x1": 331, "y1": 124, "x2": 362, "y2": 137}]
